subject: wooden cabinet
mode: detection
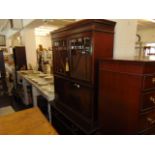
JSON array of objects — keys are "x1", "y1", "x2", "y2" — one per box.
[
  {"x1": 13, "y1": 46, "x2": 27, "y2": 71},
  {"x1": 51, "y1": 19, "x2": 116, "y2": 134},
  {"x1": 0, "y1": 51, "x2": 6, "y2": 78},
  {"x1": 0, "y1": 51, "x2": 7, "y2": 95},
  {"x1": 98, "y1": 58, "x2": 155, "y2": 134},
  {"x1": 13, "y1": 46, "x2": 27, "y2": 86}
]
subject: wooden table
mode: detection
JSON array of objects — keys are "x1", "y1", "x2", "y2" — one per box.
[
  {"x1": 0, "y1": 107, "x2": 58, "y2": 135},
  {"x1": 17, "y1": 71, "x2": 54, "y2": 123}
]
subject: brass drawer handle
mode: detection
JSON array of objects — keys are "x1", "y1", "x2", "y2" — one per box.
[
  {"x1": 149, "y1": 96, "x2": 155, "y2": 104},
  {"x1": 152, "y1": 78, "x2": 155, "y2": 84},
  {"x1": 73, "y1": 83, "x2": 80, "y2": 88},
  {"x1": 147, "y1": 117, "x2": 155, "y2": 125},
  {"x1": 65, "y1": 58, "x2": 69, "y2": 72}
]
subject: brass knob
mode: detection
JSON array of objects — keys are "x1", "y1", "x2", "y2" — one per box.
[
  {"x1": 65, "y1": 58, "x2": 69, "y2": 72},
  {"x1": 149, "y1": 96, "x2": 155, "y2": 104},
  {"x1": 152, "y1": 78, "x2": 155, "y2": 84},
  {"x1": 73, "y1": 83, "x2": 80, "y2": 88},
  {"x1": 147, "y1": 117, "x2": 155, "y2": 125}
]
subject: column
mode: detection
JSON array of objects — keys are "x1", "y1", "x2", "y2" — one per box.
[
  {"x1": 112, "y1": 19, "x2": 138, "y2": 58},
  {"x1": 20, "y1": 28, "x2": 37, "y2": 69}
]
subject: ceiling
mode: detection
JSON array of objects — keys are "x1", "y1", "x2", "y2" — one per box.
[
  {"x1": 137, "y1": 19, "x2": 155, "y2": 30},
  {"x1": 26, "y1": 19, "x2": 77, "y2": 29},
  {"x1": 0, "y1": 19, "x2": 78, "y2": 36},
  {"x1": 0, "y1": 19, "x2": 155, "y2": 35},
  {"x1": 0, "y1": 19, "x2": 9, "y2": 32},
  {"x1": 0, "y1": 19, "x2": 7, "y2": 25}
]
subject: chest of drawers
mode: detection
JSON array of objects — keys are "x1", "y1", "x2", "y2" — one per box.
[{"x1": 98, "y1": 58, "x2": 155, "y2": 134}]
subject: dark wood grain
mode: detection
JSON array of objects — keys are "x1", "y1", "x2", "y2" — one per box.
[
  {"x1": 0, "y1": 51, "x2": 6, "y2": 77},
  {"x1": 51, "y1": 19, "x2": 116, "y2": 134},
  {"x1": 98, "y1": 58, "x2": 155, "y2": 134},
  {"x1": 0, "y1": 51, "x2": 7, "y2": 94},
  {"x1": 13, "y1": 46, "x2": 27, "y2": 71}
]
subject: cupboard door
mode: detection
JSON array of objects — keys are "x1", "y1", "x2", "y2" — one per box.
[
  {"x1": 54, "y1": 77, "x2": 94, "y2": 119},
  {"x1": 70, "y1": 51, "x2": 92, "y2": 82},
  {"x1": 53, "y1": 40, "x2": 69, "y2": 76},
  {"x1": 53, "y1": 50, "x2": 68, "y2": 75},
  {"x1": 69, "y1": 36, "x2": 92, "y2": 82}
]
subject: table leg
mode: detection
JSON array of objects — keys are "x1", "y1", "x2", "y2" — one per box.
[
  {"x1": 22, "y1": 79, "x2": 29, "y2": 105},
  {"x1": 32, "y1": 86, "x2": 40, "y2": 107},
  {"x1": 48, "y1": 102, "x2": 52, "y2": 123}
]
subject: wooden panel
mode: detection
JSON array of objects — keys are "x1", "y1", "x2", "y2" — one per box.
[
  {"x1": 93, "y1": 32, "x2": 114, "y2": 58},
  {"x1": 54, "y1": 76, "x2": 94, "y2": 119},
  {"x1": 98, "y1": 70, "x2": 142, "y2": 134},
  {"x1": 69, "y1": 33, "x2": 92, "y2": 82},
  {"x1": 53, "y1": 50, "x2": 68, "y2": 75},
  {"x1": 98, "y1": 58, "x2": 155, "y2": 135},
  {"x1": 99, "y1": 60, "x2": 144, "y2": 74},
  {"x1": 0, "y1": 107, "x2": 58, "y2": 135},
  {"x1": 52, "y1": 19, "x2": 115, "y2": 39},
  {"x1": 70, "y1": 51, "x2": 92, "y2": 82}
]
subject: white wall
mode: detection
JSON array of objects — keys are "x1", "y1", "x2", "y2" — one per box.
[
  {"x1": 5, "y1": 19, "x2": 139, "y2": 62},
  {"x1": 6, "y1": 38, "x2": 12, "y2": 47},
  {"x1": 22, "y1": 19, "x2": 35, "y2": 27},
  {"x1": 5, "y1": 19, "x2": 35, "y2": 39},
  {"x1": 112, "y1": 19, "x2": 138, "y2": 58},
  {"x1": 20, "y1": 28, "x2": 37, "y2": 69},
  {"x1": 137, "y1": 28, "x2": 155, "y2": 43},
  {"x1": 11, "y1": 35, "x2": 22, "y2": 47},
  {"x1": 35, "y1": 34, "x2": 52, "y2": 49}
]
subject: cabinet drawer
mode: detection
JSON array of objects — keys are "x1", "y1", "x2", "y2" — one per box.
[
  {"x1": 139, "y1": 110, "x2": 155, "y2": 132},
  {"x1": 141, "y1": 91, "x2": 155, "y2": 111},
  {"x1": 143, "y1": 75, "x2": 155, "y2": 90}
]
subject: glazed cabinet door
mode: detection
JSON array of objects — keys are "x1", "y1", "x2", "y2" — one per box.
[
  {"x1": 53, "y1": 39, "x2": 69, "y2": 76},
  {"x1": 69, "y1": 34, "x2": 92, "y2": 82}
]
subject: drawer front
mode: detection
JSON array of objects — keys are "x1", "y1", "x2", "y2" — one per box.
[
  {"x1": 143, "y1": 75, "x2": 155, "y2": 90},
  {"x1": 139, "y1": 110, "x2": 155, "y2": 132},
  {"x1": 142, "y1": 91, "x2": 155, "y2": 111},
  {"x1": 54, "y1": 76, "x2": 94, "y2": 119}
]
